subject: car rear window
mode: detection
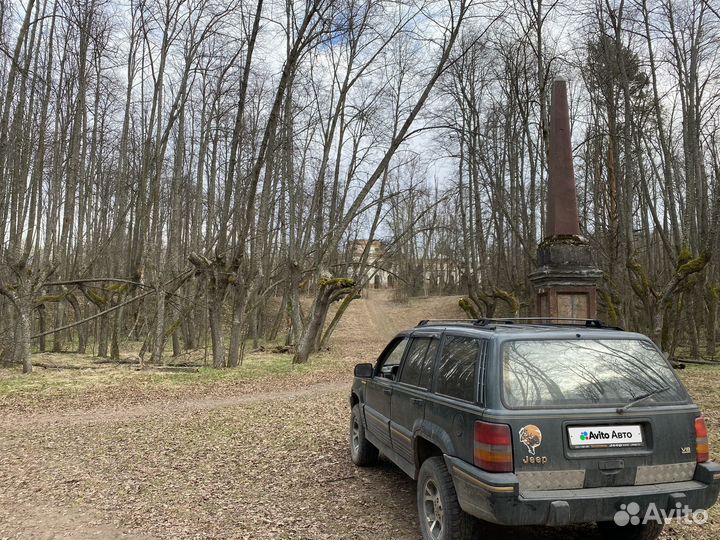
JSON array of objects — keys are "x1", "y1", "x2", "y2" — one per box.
[{"x1": 502, "y1": 339, "x2": 686, "y2": 409}]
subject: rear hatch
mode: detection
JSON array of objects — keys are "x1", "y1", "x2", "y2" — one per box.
[{"x1": 501, "y1": 338, "x2": 700, "y2": 493}]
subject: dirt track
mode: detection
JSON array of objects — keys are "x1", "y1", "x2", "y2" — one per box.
[
  {"x1": 0, "y1": 292, "x2": 709, "y2": 539},
  {"x1": 0, "y1": 381, "x2": 349, "y2": 430}
]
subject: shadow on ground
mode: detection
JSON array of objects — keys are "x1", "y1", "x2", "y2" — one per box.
[{"x1": 366, "y1": 455, "x2": 601, "y2": 540}]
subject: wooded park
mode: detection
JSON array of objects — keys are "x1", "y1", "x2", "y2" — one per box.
[
  {"x1": 1, "y1": 0, "x2": 719, "y2": 371},
  {"x1": 2, "y1": 0, "x2": 720, "y2": 538}
]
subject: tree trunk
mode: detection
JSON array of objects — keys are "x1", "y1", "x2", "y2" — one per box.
[
  {"x1": 689, "y1": 291, "x2": 700, "y2": 358},
  {"x1": 227, "y1": 280, "x2": 248, "y2": 368},
  {"x1": 293, "y1": 278, "x2": 354, "y2": 364},
  {"x1": 172, "y1": 331, "x2": 181, "y2": 357},
  {"x1": 37, "y1": 304, "x2": 46, "y2": 353},
  {"x1": 150, "y1": 287, "x2": 165, "y2": 364},
  {"x1": 52, "y1": 303, "x2": 64, "y2": 352},
  {"x1": 706, "y1": 286, "x2": 717, "y2": 357},
  {"x1": 111, "y1": 307, "x2": 121, "y2": 360},
  {"x1": 293, "y1": 299, "x2": 327, "y2": 364},
  {"x1": 16, "y1": 298, "x2": 33, "y2": 373},
  {"x1": 268, "y1": 289, "x2": 288, "y2": 342},
  {"x1": 183, "y1": 319, "x2": 195, "y2": 350},
  {"x1": 208, "y1": 300, "x2": 225, "y2": 368},
  {"x1": 98, "y1": 313, "x2": 108, "y2": 357},
  {"x1": 66, "y1": 294, "x2": 86, "y2": 353}
]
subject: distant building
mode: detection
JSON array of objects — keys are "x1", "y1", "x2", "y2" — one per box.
[
  {"x1": 348, "y1": 239, "x2": 463, "y2": 292},
  {"x1": 349, "y1": 240, "x2": 394, "y2": 288}
]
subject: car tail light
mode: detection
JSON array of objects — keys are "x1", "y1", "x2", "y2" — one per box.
[
  {"x1": 695, "y1": 416, "x2": 709, "y2": 463},
  {"x1": 474, "y1": 420, "x2": 513, "y2": 472}
]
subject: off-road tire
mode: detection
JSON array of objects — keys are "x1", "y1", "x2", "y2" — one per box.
[
  {"x1": 350, "y1": 404, "x2": 378, "y2": 466},
  {"x1": 416, "y1": 457, "x2": 477, "y2": 540},
  {"x1": 597, "y1": 519, "x2": 664, "y2": 540}
]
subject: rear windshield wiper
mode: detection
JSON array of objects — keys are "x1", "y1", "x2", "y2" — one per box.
[{"x1": 617, "y1": 386, "x2": 670, "y2": 414}]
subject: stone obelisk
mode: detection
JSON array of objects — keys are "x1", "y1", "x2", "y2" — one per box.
[{"x1": 529, "y1": 78, "x2": 602, "y2": 320}]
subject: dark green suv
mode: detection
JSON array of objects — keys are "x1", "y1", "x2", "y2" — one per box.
[{"x1": 349, "y1": 319, "x2": 720, "y2": 540}]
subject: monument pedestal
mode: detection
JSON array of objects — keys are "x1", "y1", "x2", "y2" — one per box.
[{"x1": 529, "y1": 236, "x2": 602, "y2": 320}]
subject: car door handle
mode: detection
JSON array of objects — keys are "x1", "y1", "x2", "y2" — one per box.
[
  {"x1": 383, "y1": 388, "x2": 392, "y2": 395},
  {"x1": 410, "y1": 398, "x2": 424, "y2": 406}
]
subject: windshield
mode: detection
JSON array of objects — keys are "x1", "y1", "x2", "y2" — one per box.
[{"x1": 502, "y1": 339, "x2": 687, "y2": 409}]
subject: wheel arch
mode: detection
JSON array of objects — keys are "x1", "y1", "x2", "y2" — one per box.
[
  {"x1": 415, "y1": 436, "x2": 443, "y2": 469},
  {"x1": 413, "y1": 420, "x2": 456, "y2": 478}
]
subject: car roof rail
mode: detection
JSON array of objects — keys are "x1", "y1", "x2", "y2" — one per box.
[
  {"x1": 416, "y1": 317, "x2": 624, "y2": 330},
  {"x1": 475, "y1": 317, "x2": 624, "y2": 330},
  {"x1": 415, "y1": 318, "x2": 531, "y2": 328},
  {"x1": 416, "y1": 319, "x2": 478, "y2": 327}
]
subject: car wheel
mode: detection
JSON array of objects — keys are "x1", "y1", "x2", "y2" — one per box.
[
  {"x1": 350, "y1": 404, "x2": 378, "y2": 466},
  {"x1": 597, "y1": 519, "x2": 664, "y2": 540},
  {"x1": 416, "y1": 457, "x2": 477, "y2": 540}
]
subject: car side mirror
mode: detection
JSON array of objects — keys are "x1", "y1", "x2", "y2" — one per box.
[{"x1": 354, "y1": 362, "x2": 373, "y2": 378}]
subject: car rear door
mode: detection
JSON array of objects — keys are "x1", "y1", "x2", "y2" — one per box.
[
  {"x1": 505, "y1": 407, "x2": 700, "y2": 493},
  {"x1": 498, "y1": 337, "x2": 699, "y2": 494},
  {"x1": 364, "y1": 336, "x2": 409, "y2": 449},
  {"x1": 423, "y1": 333, "x2": 487, "y2": 462},
  {"x1": 390, "y1": 332, "x2": 441, "y2": 463}
]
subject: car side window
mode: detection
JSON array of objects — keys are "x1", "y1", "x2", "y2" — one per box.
[
  {"x1": 377, "y1": 337, "x2": 409, "y2": 380},
  {"x1": 399, "y1": 337, "x2": 433, "y2": 387},
  {"x1": 418, "y1": 339, "x2": 439, "y2": 389},
  {"x1": 435, "y1": 336, "x2": 480, "y2": 402}
]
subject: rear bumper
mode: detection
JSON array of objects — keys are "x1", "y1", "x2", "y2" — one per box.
[{"x1": 445, "y1": 455, "x2": 720, "y2": 526}]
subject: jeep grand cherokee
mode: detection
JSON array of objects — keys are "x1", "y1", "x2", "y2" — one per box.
[{"x1": 349, "y1": 319, "x2": 720, "y2": 540}]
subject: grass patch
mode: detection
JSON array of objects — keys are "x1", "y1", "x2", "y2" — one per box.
[
  {"x1": 146, "y1": 352, "x2": 342, "y2": 386},
  {"x1": 0, "y1": 350, "x2": 347, "y2": 403},
  {"x1": 677, "y1": 366, "x2": 720, "y2": 462}
]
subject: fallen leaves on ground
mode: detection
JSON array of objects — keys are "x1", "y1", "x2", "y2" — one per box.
[{"x1": 2, "y1": 294, "x2": 720, "y2": 539}]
